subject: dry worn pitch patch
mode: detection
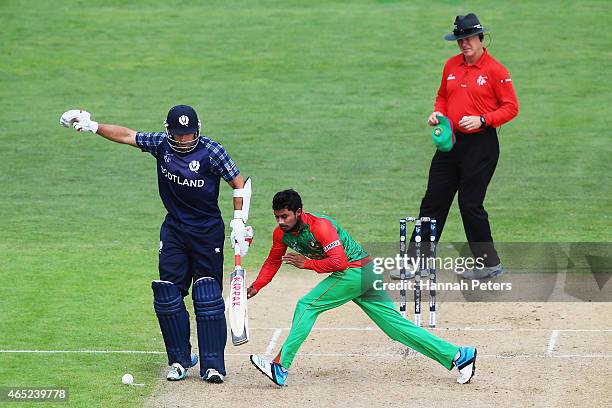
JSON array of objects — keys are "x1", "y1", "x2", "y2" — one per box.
[{"x1": 145, "y1": 271, "x2": 612, "y2": 408}]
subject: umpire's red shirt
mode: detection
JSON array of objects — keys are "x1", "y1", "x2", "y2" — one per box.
[{"x1": 434, "y1": 49, "x2": 519, "y2": 133}]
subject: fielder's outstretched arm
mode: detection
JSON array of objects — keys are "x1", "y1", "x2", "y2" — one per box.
[{"x1": 247, "y1": 227, "x2": 287, "y2": 299}]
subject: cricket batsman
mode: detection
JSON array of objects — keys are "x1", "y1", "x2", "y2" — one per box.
[
  {"x1": 59, "y1": 106, "x2": 253, "y2": 383},
  {"x1": 248, "y1": 189, "x2": 476, "y2": 386}
]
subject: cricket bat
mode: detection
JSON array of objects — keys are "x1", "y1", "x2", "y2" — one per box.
[{"x1": 228, "y1": 243, "x2": 249, "y2": 346}]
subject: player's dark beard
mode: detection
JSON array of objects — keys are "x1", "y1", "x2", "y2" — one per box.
[{"x1": 288, "y1": 215, "x2": 303, "y2": 233}]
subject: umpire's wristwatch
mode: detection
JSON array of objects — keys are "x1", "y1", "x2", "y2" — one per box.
[{"x1": 479, "y1": 115, "x2": 486, "y2": 128}]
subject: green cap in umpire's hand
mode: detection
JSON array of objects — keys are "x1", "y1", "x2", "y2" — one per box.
[{"x1": 431, "y1": 114, "x2": 455, "y2": 152}]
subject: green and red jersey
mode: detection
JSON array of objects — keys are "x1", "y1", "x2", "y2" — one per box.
[{"x1": 251, "y1": 212, "x2": 369, "y2": 291}]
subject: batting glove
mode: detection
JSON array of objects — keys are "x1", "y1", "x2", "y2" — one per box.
[
  {"x1": 230, "y1": 218, "x2": 254, "y2": 257},
  {"x1": 60, "y1": 109, "x2": 81, "y2": 127},
  {"x1": 59, "y1": 109, "x2": 98, "y2": 133}
]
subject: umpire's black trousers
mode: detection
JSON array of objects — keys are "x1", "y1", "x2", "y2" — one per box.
[{"x1": 412, "y1": 127, "x2": 501, "y2": 267}]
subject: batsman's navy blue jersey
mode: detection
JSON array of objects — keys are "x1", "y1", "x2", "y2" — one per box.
[{"x1": 135, "y1": 132, "x2": 239, "y2": 229}]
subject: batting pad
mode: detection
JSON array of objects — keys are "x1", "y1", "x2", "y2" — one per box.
[
  {"x1": 152, "y1": 280, "x2": 192, "y2": 368},
  {"x1": 193, "y1": 277, "x2": 227, "y2": 376}
]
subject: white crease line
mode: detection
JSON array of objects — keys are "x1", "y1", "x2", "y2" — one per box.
[
  {"x1": 294, "y1": 352, "x2": 612, "y2": 359},
  {"x1": 546, "y1": 330, "x2": 560, "y2": 356},
  {"x1": 250, "y1": 327, "x2": 612, "y2": 332},
  {"x1": 1, "y1": 350, "x2": 611, "y2": 359},
  {"x1": 264, "y1": 328, "x2": 283, "y2": 358},
  {"x1": 0, "y1": 350, "x2": 165, "y2": 354}
]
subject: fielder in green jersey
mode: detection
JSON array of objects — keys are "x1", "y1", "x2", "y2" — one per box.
[{"x1": 249, "y1": 189, "x2": 477, "y2": 386}]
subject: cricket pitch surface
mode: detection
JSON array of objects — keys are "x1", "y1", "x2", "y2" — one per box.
[{"x1": 145, "y1": 270, "x2": 612, "y2": 408}]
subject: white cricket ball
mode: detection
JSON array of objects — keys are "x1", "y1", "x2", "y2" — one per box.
[{"x1": 122, "y1": 373, "x2": 134, "y2": 385}]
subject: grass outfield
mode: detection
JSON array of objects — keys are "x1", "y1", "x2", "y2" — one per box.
[{"x1": 1, "y1": 0, "x2": 610, "y2": 406}]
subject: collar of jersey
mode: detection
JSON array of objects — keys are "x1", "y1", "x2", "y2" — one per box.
[
  {"x1": 287, "y1": 212, "x2": 313, "y2": 236},
  {"x1": 458, "y1": 48, "x2": 489, "y2": 69}
]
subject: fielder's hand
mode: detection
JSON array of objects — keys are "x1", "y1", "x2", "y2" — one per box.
[
  {"x1": 247, "y1": 286, "x2": 258, "y2": 299},
  {"x1": 60, "y1": 109, "x2": 99, "y2": 133},
  {"x1": 282, "y1": 253, "x2": 307, "y2": 269},
  {"x1": 230, "y1": 218, "x2": 254, "y2": 257}
]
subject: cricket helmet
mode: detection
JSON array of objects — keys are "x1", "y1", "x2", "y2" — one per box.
[{"x1": 163, "y1": 105, "x2": 202, "y2": 152}]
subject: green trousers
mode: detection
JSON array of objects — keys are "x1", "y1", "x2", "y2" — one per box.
[{"x1": 274, "y1": 263, "x2": 459, "y2": 370}]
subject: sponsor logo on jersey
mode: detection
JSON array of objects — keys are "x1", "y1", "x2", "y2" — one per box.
[
  {"x1": 160, "y1": 164, "x2": 205, "y2": 187},
  {"x1": 164, "y1": 151, "x2": 173, "y2": 163},
  {"x1": 323, "y1": 240, "x2": 341, "y2": 252},
  {"x1": 447, "y1": 74, "x2": 456, "y2": 80},
  {"x1": 308, "y1": 240, "x2": 323, "y2": 253},
  {"x1": 476, "y1": 75, "x2": 488, "y2": 86}
]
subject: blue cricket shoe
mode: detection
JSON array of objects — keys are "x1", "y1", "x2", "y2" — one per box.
[
  {"x1": 250, "y1": 354, "x2": 288, "y2": 387},
  {"x1": 454, "y1": 347, "x2": 477, "y2": 384}
]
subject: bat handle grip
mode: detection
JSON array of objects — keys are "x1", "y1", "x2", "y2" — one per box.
[
  {"x1": 233, "y1": 237, "x2": 253, "y2": 266},
  {"x1": 234, "y1": 242, "x2": 241, "y2": 265}
]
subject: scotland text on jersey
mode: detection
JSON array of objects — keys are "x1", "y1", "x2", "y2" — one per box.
[{"x1": 160, "y1": 164, "x2": 205, "y2": 187}]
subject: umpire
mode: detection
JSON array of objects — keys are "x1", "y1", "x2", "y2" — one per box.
[{"x1": 421, "y1": 13, "x2": 518, "y2": 279}]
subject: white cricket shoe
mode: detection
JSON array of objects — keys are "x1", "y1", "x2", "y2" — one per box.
[
  {"x1": 459, "y1": 264, "x2": 503, "y2": 280},
  {"x1": 167, "y1": 363, "x2": 188, "y2": 381},
  {"x1": 166, "y1": 352, "x2": 198, "y2": 381},
  {"x1": 203, "y1": 368, "x2": 225, "y2": 383},
  {"x1": 250, "y1": 354, "x2": 288, "y2": 387}
]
